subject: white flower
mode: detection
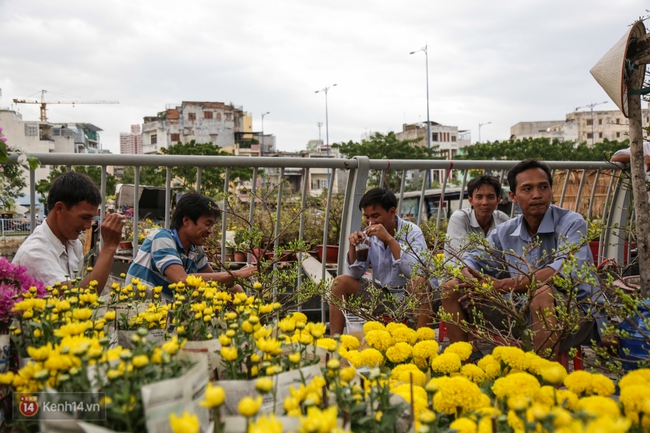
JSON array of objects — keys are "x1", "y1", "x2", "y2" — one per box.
[{"x1": 17, "y1": 153, "x2": 27, "y2": 164}]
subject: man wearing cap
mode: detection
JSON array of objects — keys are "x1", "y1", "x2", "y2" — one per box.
[{"x1": 13, "y1": 172, "x2": 124, "y2": 292}]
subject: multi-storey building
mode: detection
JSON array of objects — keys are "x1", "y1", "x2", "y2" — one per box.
[
  {"x1": 120, "y1": 124, "x2": 142, "y2": 154},
  {"x1": 510, "y1": 103, "x2": 650, "y2": 144},
  {"x1": 141, "y1": 101, "x2": 251, "y2": 154},
  {"x1": 395, "y1": 122, "x2": 471, "y2": 183}
]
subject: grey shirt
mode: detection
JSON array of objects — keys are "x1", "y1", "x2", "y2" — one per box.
[{"x1": 445, "y1": 207, "x2": 510, "y2": 260}]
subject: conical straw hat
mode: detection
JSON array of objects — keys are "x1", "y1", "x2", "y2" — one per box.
[{"x1": 590, "y1": 20, "x2": 646, "y2": 118}]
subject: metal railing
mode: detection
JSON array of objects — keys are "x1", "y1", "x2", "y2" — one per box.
[
  {"x1": 0, "y1": 218, "x2": 36, "y2": 237},
  {"x1": 6, "y1": 153, "x2": 632, "y2": 320}
]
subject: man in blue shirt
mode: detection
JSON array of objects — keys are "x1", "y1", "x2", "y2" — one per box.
[
  {"x1": 126, "y1": 192, "x2": 256, "y2": 299},
  {"x1": 441, "y1": 159, "x2": 604, "y2": 356},
  {"x1": 329, "y1": 188, "x2": 427, "y2": 335}
]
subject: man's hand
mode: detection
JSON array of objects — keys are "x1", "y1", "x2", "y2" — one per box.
[
  {"x1": 365, "y1": 223, "x2": 389, "y2": 242},
  {"x1": 348, "y1": 230, "x2": 365, "y2": 247},
  {"x1": 101, "y1": 213, "x2": 126, "y2": 248},
  {"x1": 234, "y1": 264, "x2": 257, "y2": 279}
]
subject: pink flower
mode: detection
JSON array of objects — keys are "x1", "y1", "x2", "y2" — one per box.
[
  {"x1": 0, "y1": 126, "x2": 6, "y2": 143},
  {"x1": 0, "y1": 257, "x2": 46, "y2": 325}
]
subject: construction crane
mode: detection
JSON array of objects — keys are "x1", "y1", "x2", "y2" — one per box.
[{"x1": 13, "y1": 89, "x2": 119, "y2": 122}]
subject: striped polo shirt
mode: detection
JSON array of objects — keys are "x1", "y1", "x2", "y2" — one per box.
[{"x1": 125, "y1": 228, "x2": 210, "y2": 297}]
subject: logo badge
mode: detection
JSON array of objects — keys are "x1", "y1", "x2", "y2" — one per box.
[{"x1": 19, "y1": 395, "x2": 39, "y2": 417}]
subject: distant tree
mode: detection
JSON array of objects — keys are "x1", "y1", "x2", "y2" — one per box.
[
  {"x1": 120, "y1": 141, "x2": 253, "y2": 196},
  {"x1": 457, "y1": 137, "x2": 628, "y2": 161},
  {"x1": 333, "y1": 131, "x2": 440, "y2": 191}
]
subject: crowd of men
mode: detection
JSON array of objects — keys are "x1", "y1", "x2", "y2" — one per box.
[{"x1": 14, "y1": 158, "x2": 607, "y2": 359}]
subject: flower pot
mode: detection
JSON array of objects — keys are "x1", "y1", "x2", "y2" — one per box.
[
  {"x1": 316, "y1": 245, "x2": 339, "y2": 264},
  {"x1": 278, "y1": 251, "x2": 297, "y2": 262},
  {"x1": 118, "y1": 241, "x2": 133, "y2": 249},
  {"x1": 250, "y1": 249, "x2": 274, "y2": 263},
  {"x1": 233, "y1": 251, "x2": 247, "y2": 262}
]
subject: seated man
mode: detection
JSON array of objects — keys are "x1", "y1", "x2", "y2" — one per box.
[
  {"x1": 441, "y1": 159, "x2": 605, "y2": 356},
  {"x1": 13, "y1": 172, "x2": 124, "y2": 292},
  {"x1": 126, "y1": 192, "x2": 257, "y2": 300},
  {"x1": 610, "y1": 141, "x2": 650, "y2": 176},
  {"x1": 328, "y1": 187, "x2": 427, "y2": 335},
  {"x1": 414, "y1": 175, "x2": 509, "y2": 327}
]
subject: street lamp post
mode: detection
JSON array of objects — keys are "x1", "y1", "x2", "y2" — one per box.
[
  {"x1": 410, "y1": 45, "x2": 431, "y2": 188},
  {"x1": 575, "y1": 101, "x2": 608, "y2": 145},
  {"x1": 261, "y1": 111, "x2": 270, "y2": 157},
  {"x1": 478, "y1": 122, "x2": 492, "y2": 143},
  {"x1": 315, "y1": 84, "x2": 336, "y2": 188}
]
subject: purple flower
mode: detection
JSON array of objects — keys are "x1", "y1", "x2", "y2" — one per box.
[
  {"x1": 0, "y1": 257, "x2": 46, "y2": 324},
  {"x1": 0, "y1": 126, "x2": 6, "y2": 143}
]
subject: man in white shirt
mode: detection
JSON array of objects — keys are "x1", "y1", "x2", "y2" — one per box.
[
  {"x1": 415, "y1": 175, "x2": 509, "y2": 327},
  {"x1": 13, "y1": 172, "x2": 124, "y2": 292}
]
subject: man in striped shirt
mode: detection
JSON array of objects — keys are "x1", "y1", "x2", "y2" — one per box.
[{"x1": 125, "y1": 192, "x2": 256, "y2": 299}]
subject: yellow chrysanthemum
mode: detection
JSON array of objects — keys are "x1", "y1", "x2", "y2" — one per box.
[
  {"x1": 413, "y1": 340, "x2": 439, "y2": 361},
  {"x1": 460, "y1": 364, "x2": 486, "y2": 384},
  {"x1": 416, "y1": 326, "x2": 436, "y2": 341},
  {"x1": 492, "y1": 372, "x2": 540, "y2": 400},
  {"x1": 391, "y1": 364, "x2": 427, "y2": 386},
  {"x1": 359, "y1": 348, "x2": 385, "y2": 368},
  {"x1": 431, "y1": 352, "x2": 461, "y2": 374},
  {"x1": 363, "y1": 321, "x2": 385, "y2": 334},
  {"x1": 364, "y1": 330, "x2": 394, "y2": 352},
  {"x1": 385, "y1": 342, "x2": 413, "y2": 364},
  {"x1": 444, "y1": 341, "x2": 473, "y2": 361},
  {"x1": 577, "y1": 395, "x2": 621, "y2": 418}
]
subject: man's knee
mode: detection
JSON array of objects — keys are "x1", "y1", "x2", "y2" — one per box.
[
  {"x1": 531, "y1": 285, "x2": 555, "y2": 310},
  {"x1": 330, "y1": 275, "x2": 360, "y2": 298},
  {"x1": 440, "y1": 278, "x2": 461, "y2": 303}
]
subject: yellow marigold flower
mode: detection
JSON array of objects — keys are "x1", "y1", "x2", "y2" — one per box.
[
  {"x1": 539, "y1": 362, "x2": 567, "y2": 385},
  {"x1": 449, "y1": 417, "x2": 477, "y2": 433},
  {"x1": 238, "y1": 395, "x2": 263, "y2": 417},
  {"x1": 365, "y1": 330, "x2": 394, "y2": 352},
  {"x1": 200, "y1": 382, "x2": 226, "y2": 408},
  {"x1": 431, "y1": 352, "x2": 461, "y2": 374},
  {"x1": 619, "y1": 369, "x2": 650, "y2": 389},
  {"x1": 339, "y1": 334, "x2": 360, "y2": 351},
  {"x1": 360, "y1": 348, "x2": 384, "y2": 368},
  {"x1": 492, "y1": 372, "x2": 540, "y2": 400},
  {"x1": 431, "y1": 375, "x2": 485, "y2": 415},
  {"x1": 388, "y1": 325, "x2": 418, "y2": 345},
  {"x1": 620, "y1": 384, "x2": 650, "y2": 414},
  {"x1": 169, "y1": 411, "x2": 200, "y2": 433},
  {"x1": 221, "y1": 346, "x2": 238, "y2": 362},
  {"x1": 316, "y1": 337, "x2": 338, "y2": 352},
  {"x1": 444, "y1": 341, "x2": 473, "y2": 361},
  {"x1": 564, "y1": 370, "x2": 593, "y2": 396},
  {"x1": 584, "y1": 416, "x2": 632, "y2": 433},
  {"x1": 256, "y1": 378, "x2": 274, "y2": 393},
  {"x1": 391, "y1": 364, "x2": 426, "y2": 386},
  {"x1": 492, "y1": 346, "x2": 529, "y2": 371},
  {"x1": 413, "y1": 339, "x2": 439, "y2": 360},
  {"x1": 341, "y1": 350, "x2": 362, "y2": 368},
  {"x1": 416, "y1": 326, "x2": 436, "y2": 341},
  {"x1": 460, "y1": 364, "x2": 486, "y2": 384},
  {"x1": 386, "y1": 342, "x2": 413, "y2": 364},
  {"x1": 420, "y1": 409, "x2": 436, "y2": 424},
  {"x1": 132, "y1": 355, "x2": 149, "y2": 368},
  {"x1": 340, "y1": 366, "x2": 356, "y2": 383},
  {"x1": 27, "y1": 344, "x2": 52, "y2": 362},
  {"x1": 577, "y1": 395, "x2": 621, "y2": 418},
  {"x1": 507, "y1": 395, "x2": 529, "y2": 411},
  {"x1": 477, "y1": 354, "x2": 501, "y2": 379},
  {"x1": 589, "y1": 373, "x2": 615, "y2": 397},
  {"x1": 249, "y1": 414, "x2": 282, "y2": 433},
  {"x1": 363, "y1": 321, "x2": 385, "y2": 334}
]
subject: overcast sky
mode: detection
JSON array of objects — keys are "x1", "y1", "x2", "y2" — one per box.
[{"x1": 0, "y1": 0, "x2": 647, "y2": 154}]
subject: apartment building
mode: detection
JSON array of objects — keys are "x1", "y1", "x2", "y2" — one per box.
[
  {"x1": 120, "y1": 124, "x2": 143, "y2": 154},
  {"x1": 141, "y1": 101, "x2": 251, "y2": 154}
]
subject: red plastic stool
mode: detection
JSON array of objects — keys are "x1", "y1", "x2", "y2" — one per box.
[{"x1": 558, "y1": 347, "x2": 583, "y2": 371}]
